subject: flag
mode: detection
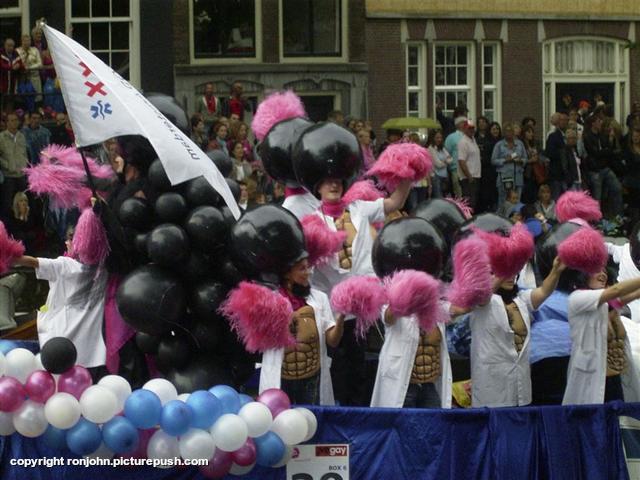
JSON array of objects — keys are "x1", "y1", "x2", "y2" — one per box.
[{"x1": 42, "y1": 24, "x2": 240, "y2": 219}]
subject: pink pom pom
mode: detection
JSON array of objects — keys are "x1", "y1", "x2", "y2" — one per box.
[
  {"x1": 71, "y1": 208, "x2": 110, "y2": 265},
  {"x1": 341, "y1": 180, "x2": 383, "y2": 207},
  {"x1": 444, "y1": 196, "x2": 473, "y2": 219},
  {"x1": 447, "y1": 237, "x2": 493, "y2": 309},
  {"x1": 558, "y1": 226, "x2": 607, "y2": 275},
  {"x1": 300, "y1": 215, "x2": 346, "y2": 267},
  {"x1": 473, "y1": 223, "x2": 534, "y2": 279},
  {"x1": 251, "y1": 90, "x2": 307, "y2": 141},
  {"x1": 556, "y1": 190, "x2": 602, "y2": 223},
  {"x1": 330, "y1": 276, "x2": 387, "y2": 338},
  {"x1": 40, "y1": 145, "x2": 114, "y2": 179},
  {"x1": 219, "y1": 282, "x2": 295, "y2": 353},
  {"x1": 367, "y1": 142, "x2": 433, "y2": 190},
  {"x1": 385, "y1": 269, "x2": 445, "y2": 333},
  {"x1": 0, "y1": 221, "x2": 25, "y2": 274}
]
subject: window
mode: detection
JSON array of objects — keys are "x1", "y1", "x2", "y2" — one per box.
[
  {"x1": 191, "y1": 0, "x2": 256, "y2": 59},
  {"x1": 282, "y1": 0, "x2": 341, "y2": 57},
  {"x1": 482, "y1": 43, "x2": 500, "y2": 122},
  {"x1": 67, "y1": 0, "x2": 139, "y2": 86},
  {"x1": 434, "y1": 43, "x2": 473, "y2": 119},
  {"x1": 0, "y1": 0, "x2": 25, "y2": 46},
  {"x1": 406, "y1": 43, "x2": 424, "y2": 117}
]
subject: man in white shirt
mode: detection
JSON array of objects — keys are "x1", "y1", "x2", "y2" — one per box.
[{"x1": 457, "y1": 120, "x2": 482, "y2": 210}]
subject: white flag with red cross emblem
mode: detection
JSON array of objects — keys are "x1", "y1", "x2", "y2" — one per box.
[{"x1": 42, "y1": 24, "x2": 240, "y2": 218}]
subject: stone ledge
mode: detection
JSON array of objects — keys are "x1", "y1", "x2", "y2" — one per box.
[{"x1": 174, "y1": 63, "x2": 369, "y2": 75}]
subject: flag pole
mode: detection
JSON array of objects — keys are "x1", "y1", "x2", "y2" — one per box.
[{"x1": 78, "y1": 146, "x2": 98, "y2": 198}]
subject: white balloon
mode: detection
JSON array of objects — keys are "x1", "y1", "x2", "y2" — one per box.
[
  {"x1": 33, "y1": 353, "x2": 44, "y2": 372},
  {"x1": 5, "y1": 348, "x2": 36, "y2": 383},
  {"x1": 45, "y1": 392, "x2": 81, "y2": 429},
  {"x1": 238, "y1": 401, "x2": 272, "y2": 438},
  {"x1": 270, "y1": 409, "x2": 308, "y2": 446},
  {"x1": 272, "y1": 444, "x2": 294, "y2": 468},
  {"x1": 0, "y1": 411, "x2": 16, "y2": 436},
  {"x1": 80, "y1": 385, "x2": 119, "y2": 424},
  {"x1": 177, "y1": 393, "x2": 190, "y2": 402},
  {"x1": 13, "y1": 400, "x2": 48, "y2": 437},
  {"x1": 98, "y1": 375, "x2": 132, "y2": 412},
  {"x1": 143, "y1": 379, "x2": 178, "y2": 406},
  {"x1": 210, "y1": 414, "x2": 248, "y2": 452},
  {"x1": 294, "y1": 407, "x2": 317, "y2": 442},
  {"x1": 147, "y1": 429, "x2": 180, "y2": 468},
  {"x1": 178, "y1": 428, "x2": 215, "y2": 461},
  {"x1": 0, "y1": 351, "x2": 6, "y2": 376},
  {"x1": 229, "y1": 462, "x2": 256, "y2": 476},
  {"x1": 85, "y1": 442, "x2": 115, "y2": 460}
]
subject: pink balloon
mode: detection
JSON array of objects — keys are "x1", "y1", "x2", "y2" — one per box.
[
  {"x1": 24, "y1": 370, "x2": 56, "y2": 403},
  {"x1": 200, "y1": 448, "x2": 233, "y2": 479},
  {"x1": 0, "y1": 376, "x2": 26, "y2": 412},
  {"x1": 231, "y1": 438, "x2": 256, "y2": 467},
  {"x1": 257, "y1": 388, "x2": 291, "y2": 418},
  {"x1": 57, "y1": 365, "x2": 92, "y2": 400}
]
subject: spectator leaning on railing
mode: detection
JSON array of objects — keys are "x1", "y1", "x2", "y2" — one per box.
[
  {"x1": 0, "y1": 112, "x2": 29, "y2": 223},
  {"x1": 21, "y1": 110, "x2": 50, "y2": 164}
]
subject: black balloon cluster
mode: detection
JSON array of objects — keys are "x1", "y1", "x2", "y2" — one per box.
[{"x1": 115, "y1": 158, "x2": 253, "y2": 394}]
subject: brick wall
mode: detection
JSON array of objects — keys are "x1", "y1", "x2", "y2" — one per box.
[{"x1": 172, "y1": 0, "x2": 189, "y2": 65}]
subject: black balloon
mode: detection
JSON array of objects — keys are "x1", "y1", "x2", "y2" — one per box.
[
  {"x1": 190, "y1": 280, "x2": 228, "y2": 321},
  {"x1": 229, "y1": 204, "x2": 307, "y2": 279},
  {"x1": 145, "y1": 92, "x2": 190, "y2": 134},
  {"x1": 292, "y1": 122, "x2": 362, "y2": 196},
  {"x1": 226, "y1": 178, "x2": 240, "y2": 202},
  {"x1": 179, "y1": 250, "x2": 213, "y2": 281},
  {"x1": 116, "y1": 265, "x2": 187, "y2": 335},
  {"x1": 216, "y1": 257, "x2": 244, "y2": 288},
  {"x1": 454, "y1": 212, "x2": 512, "y2": 243},
  {"x1": 135, "y1": 331, "x2": 161, "y2": 355},
  {"x1": 147, "y1": 158, "x2": 172, "y2": 192},
  {"x1": 165, "y1": 355, "x2": 234, "y2": 394},
  {"x1": 413, "y1": 199, "x2": 467, "y2": 249},
  {"x1": 372, "y1": 217, "x2": 447, "y2": 278},
  {"x1": 261, "y1": 117, "x2": 313, "y2": 183},
  {"x1": 630, "y1": 222, "x2": 640, "y2": 270},
  {"x1": 184, "y1": 206, "x2": 227, "y2": 253},
  {"x1": 40, "y1": 337, "x2": 77, "y2": 374},
  {"x1": 190, "y1": 318, "x2": 224, "y2": 352},
  {"x1": 207, "y1": 150, "x2": 233, "y2": 178},
  {"x1": 134, "y1": 232, "x2": 148, "y2": 255},
  {"x1": 156, "y1": 332, "x2": 193, "y2": 373},
  {"x1": 146, "y1": 223, "x2": 190, "y2": 266},
  {"x1": 219, "y1": 206, "x2": 237, "y2": 229},
  {"x1": 536, "y1": 221, "x2": 583, "y2": 291},
  {"x1": 118, "y1": 197, "x2": 152, "y2": 230},
  {"x1": 184, "y1": 176, "x2": 222, "y2": 207},
  {"x1": 155, "y1": 192, "x2": 189, "y2": 223}
]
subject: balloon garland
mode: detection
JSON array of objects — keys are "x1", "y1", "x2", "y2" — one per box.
[{"x1": 0, "y1": 338, "x2": 317, "y2": 478}]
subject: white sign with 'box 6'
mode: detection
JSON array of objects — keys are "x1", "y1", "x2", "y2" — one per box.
[{"x1": 286, "y1": 444, "x2": 350, "y2": 480}]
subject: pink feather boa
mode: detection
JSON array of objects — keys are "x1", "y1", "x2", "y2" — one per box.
[
  {"x1": 444, "y1": 196, "x2": 473, "y2": 219},
  {"x1": 473, "y1": 223, "x2": 534, "y2": 279},
  {"x1": 219, "y1": 281, "x2": 295, "y2": 353},
  {"x1": 300, "y1": 215, "x2": 346, "y2": 267},
  {"x1": 558, "y1": 226, "x2": 607, "y2": 274},
  {"x1": 367, "y1": 142, "x2": 433, "y2": 190},
  {"x1": 251, "y1": 90, "x2": 307, "y2": 142},
  {"x1": 0, "y1": 221, "x2": 25, "y2": 274},
  {"x1": 385, "y1": 269, "x2": 445, "y2": 333},
  {"x1": 447, "y1": 237, "x2": 493, "y2": 309},
  {"x1": 341, "y1": 180, "x2": 384, "y2": 207},
  {"x1": 330, "y1": 276, "x2": 387, "y2": 338},
  {"x1": 71, "y1": 208, "x2": 110, "y2": 265},
  {"x1": 556, "y1": 190, "x2": 602, "y2": 223}
]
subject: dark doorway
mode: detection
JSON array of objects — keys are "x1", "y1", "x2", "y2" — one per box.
[
  {"x1": 299, "y1": 95, "x2": 336, "y2": 122},
  {"x1": 556, "y1": 83, "x2": 614, "y2": 114}
]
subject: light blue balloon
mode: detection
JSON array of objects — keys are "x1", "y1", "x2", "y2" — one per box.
[
  {"x1": 239, "y1": 393, "x2": 253, "y2": 407},
  {"x1": 102, "y1": 416, "x2": 139, "y2": 454},
  {"x1": 186, "y1": 390, "x2": 222, "y2": 429},
  {"x1": 66, "y1": 418, "x2": 102, "y2": 456},
  {"x1": 42, "y1": 425, "x2": 69, "y2": 452},
  {"x1": 0, "y1": 340, "x2": 18, "y2": 355},
  {"x1": 255, "y1": 431, "x2": 286, "y2": 467},
  {"x1": 209, "y1": 385, "x2": 240, "y2": 414},
  {"x1": 124, "y1": 389, "x2": 162, "y2": 429},
  {"x1": 160, "y1": 400, "x2": 193, "y2": 436}
]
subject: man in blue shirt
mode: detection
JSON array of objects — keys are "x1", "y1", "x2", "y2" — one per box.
[
  {"x1": 22, "y1": 111, "x2": 51, "y2": 164},
  {"x1": 444, "y1": 116, "x2": 466, "y2": 198}
]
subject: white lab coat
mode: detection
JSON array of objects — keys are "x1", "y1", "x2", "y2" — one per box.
[
  {"x1": 311, "y1": 198, "x2": 385, "y2": 296},
  {"x1": 563, "y1": 289, "x2": 608, "y2": 405},
  {"x1": 606, "y1": 242, "x2": 640, "y2": 323},
  {"x1": 36, "y1": 257, "x2": 107, "y2": 368},
  {"x1": 470, "y1": 291, "x2": 534, "y2": 407},
  {"x1": 370, "y1": 311, "x2": 452, "y2": 409},
  {"x1": 282, "y1": 191, "x2": 321, "y2": 220},
  {"x1": 259, "y1": 289, "x2": 335, "y2": 405}
]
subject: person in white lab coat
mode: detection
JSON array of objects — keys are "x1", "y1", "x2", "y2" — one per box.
[
  {"x1": 282, "y1": 185, "x2": 321, "y2": 220},
  {"x1": 563, "y1": 271, "x2": 640, "y2": 405},
  {"x1": 465, "y1": 257, "x2": 566, "y2": 408}
]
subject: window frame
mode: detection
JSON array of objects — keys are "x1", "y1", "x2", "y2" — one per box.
[
  {"x1": 432, "y1": 41, "x2": 476, "y2": 121},
  {"x1": 481, "y1": 41, "x2": 501, "y2": 124},
  {"x1": 0, "y1": 0, "x2": 30, "y2": 41},
  {"x1": 65, "y1": 0, "x2": 141, "y2": 88},
  {"x1": 406, "y1": 42, "x2": 426, "y2": 118},
  {"x1": 278, "y1": 0, "x2": 348, "y2": 63},
  {"x1": 188, "y1": 0, "x2": 262, "y2": 65}
]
